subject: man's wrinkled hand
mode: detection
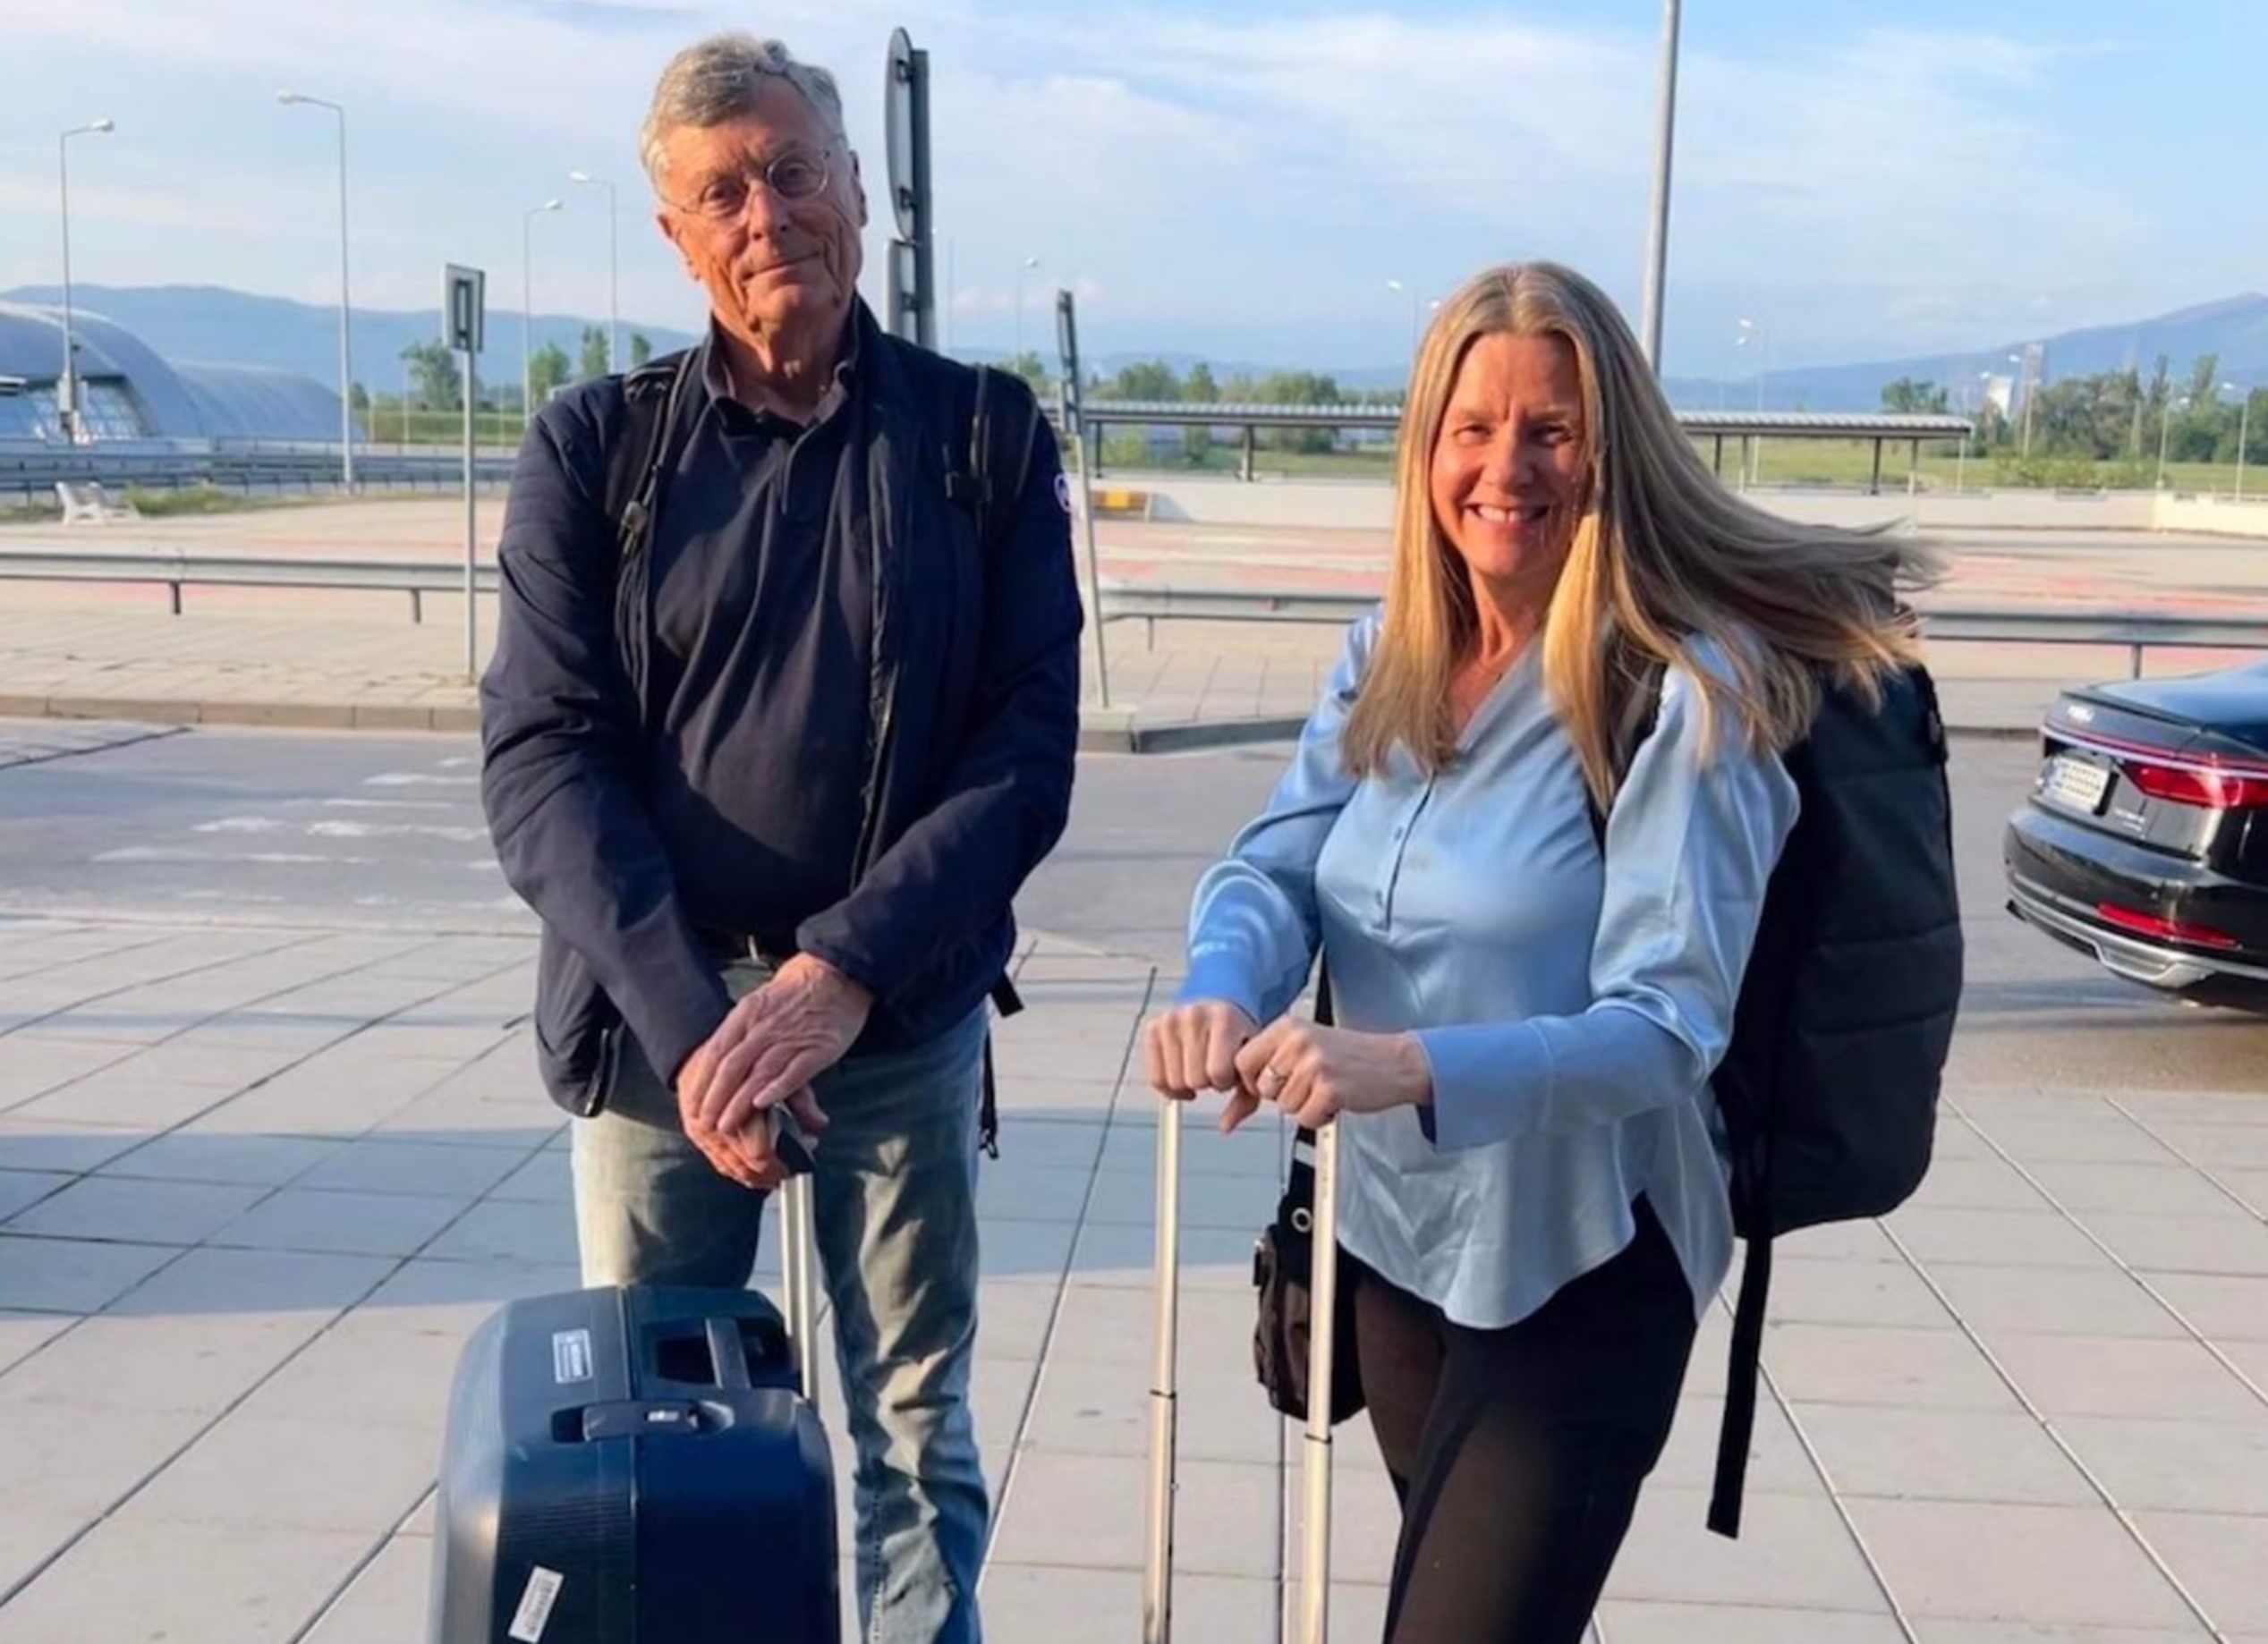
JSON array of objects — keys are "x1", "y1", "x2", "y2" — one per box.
[
  {"x1": 675, "y1": 1037, "x2": 777, "y2": 1189},
  {"x1": 692, "y1": 954, "x2": 867, "y2": 1139}
]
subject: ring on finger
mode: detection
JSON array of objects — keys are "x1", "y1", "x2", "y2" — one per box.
[{"x1": 1257, "y1": 1064, "x2": 1287, "y2": 1097}]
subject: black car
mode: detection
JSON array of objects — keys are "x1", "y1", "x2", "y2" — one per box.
[{"x1": 2003, "y1": 659, "x2": 2268, "y2": 1009}]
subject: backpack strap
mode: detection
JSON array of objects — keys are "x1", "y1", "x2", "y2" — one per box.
[
  {"x1": 602, "y1": 351, "x2": 699, "y2": 730},
  {"x1": 955, "y1": 362, "x2": 1041, "y2": 1161}
]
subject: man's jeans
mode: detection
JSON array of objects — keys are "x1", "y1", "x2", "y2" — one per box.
[{"x1": 571, "y1": 962, "x2": 990, "y2": 1644}]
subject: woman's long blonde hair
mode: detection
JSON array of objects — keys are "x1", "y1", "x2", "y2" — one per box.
[{"x1": 1339, "y1": 260, "x2": 1944, "y2": 808}]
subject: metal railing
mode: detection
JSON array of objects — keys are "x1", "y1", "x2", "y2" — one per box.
[
  {"x1": 2, "y1": 405, "x2": 1973, "y2": 501},
  {"x1": 0, "y1": 547, "x2": 2256, "y2": 682},
  {"x1": 1091, "y1": 583, "x2": 2268, "y2": 680}
]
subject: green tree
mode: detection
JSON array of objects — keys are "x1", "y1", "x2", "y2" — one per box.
[
  {"x1": 1181, "y1": 361, "x2": 1219, "y2": 465},
  {"x1": 1881, "y1": 377, "x2": 1949, "y2": 415},
  {"x1": 529, "y1": 343, "x2": 572, "y2": 407},
  {"x1": 400, "y1": 339, "x2": 462, "y2": 411},
  {"x1": 629, "y1": 332, "x2": 654, "y2": 369},
  {"x1": 1104, "y1": 359, "x2": 1182, "y2": 402},
  {"x1": 999, "y1": 351, "x2": 1054, "y2": 399},
  {"x1": 347, "y1": 382, "x2": 370, "y2": 411},
  {"x1": 579, "y1": 325, "x2": 610, "y2": 381}
]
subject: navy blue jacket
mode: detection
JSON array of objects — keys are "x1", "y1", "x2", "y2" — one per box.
[{"x1": 480, "y1": 310, "x2": 1083, "y2": 1115}]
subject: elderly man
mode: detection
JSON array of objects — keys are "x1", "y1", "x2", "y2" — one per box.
[{"x1": 479, "y1": 30, "x2": 1083, "y2": 1644}]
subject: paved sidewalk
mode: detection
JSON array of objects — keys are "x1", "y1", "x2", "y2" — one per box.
[
  {"x1": 0, "y1": 605, "x2": 2146, "y2": 747},
  {"x1": 2, "y1": 895, "x2": 2266, "y2": 1640}
]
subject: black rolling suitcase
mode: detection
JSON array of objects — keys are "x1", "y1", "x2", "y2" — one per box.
[{"x1": 427, "y1": 1171, "x2": 837, "y2": 1643}]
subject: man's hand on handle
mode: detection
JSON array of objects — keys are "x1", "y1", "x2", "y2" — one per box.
[{"x1": 675, "y1": 953, "x2": 870, "y2": 1187}]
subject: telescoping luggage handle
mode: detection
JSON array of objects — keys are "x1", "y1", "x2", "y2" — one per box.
[
  {"x1": 775, "y1": 1117, "x2": 821, "y2": 1412},
  {"x1": 1142, "y1": 1098, "x2": 1340, "y2": 1644}
]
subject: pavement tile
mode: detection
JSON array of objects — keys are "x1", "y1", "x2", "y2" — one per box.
[
  {"x1": 1760, "y1": 1324, "x2": 2032, "y2": 1414},
  {"x1": 0, "y1": 1171, "x2": 70, "y2": 1222},
  {"x1": 1967, "y1": 1114, "x2": 2175, "y2": 1165},
  {"x1": 1917, "y1": 1626, "x2": 2214, "y2": 1643},
  {"x1": 973, "y1": 1277, "x2": 1066, "y2": 1367},
  {"x1": 0, "y1": 1121, "x2": 155, "y2": 1174},
  {"x1": 0, "y1": 1309, "x2": 72, "y2": 1376},
  {"x1": 2082, "y1": 1213, "x2": 2268, "y2": 1277},
  {"x1": 0, "y1": 1396, "x2": 211, "y2": 1521},
  {"x1": 93, "y1": 1131, "x2": 345, "y2": 1187},
  {"x1": 4, "y1": 1174, "x2": 268, "y2": 1244},
  {"x1": 244, "y1": 1308, "x2": 480, "y2": 1434},
  {"x1": 1886, "y1": 1207, "x2": 2121, "y2": 1270},
  {"x1": 291, "y1": 1136, "x2": 531, "y2": 1199},
  {"x1": 1907, "y1": 1157, "x2": 2056, "y2": 1213},
  {"x1": 294, "y1": 1534, "x2": 430, "y2": 1644},
  {"x1": 105, "y1": 1245, "x2": 394, "y2": 1319},
  {"x1": 977, "y1": 1216, "x2": 1080, "y2": 1284},
  {"x1": 1850, "y1": 1497, "x2": 2202, "y2": 1628},
  {"x1": 0, "y1": 1232, "x2": 178, "y2": 1312},
  {"x1": 1602, "y1": 1487, "x2": 1887, "y2": 1611},
  {"x1": 1986, "y1": 1334, "x2": 2268, "y2": 1422},
  {"x1": 0, "y1": 1516, "x2": 375, "y2": 1644},
  {"x1": 2026, "y1": 1163, "x2": 2248, "y2": 1218},
  {"x1": 0, "y1": 1311, "x2": 319, "y2": 1415},
  {"x1": 2140, "y1": 1273, "x2": 2268, "y2": 1342},
  {"x1": 989, "y1": 1451, "x2": 1278, "y2": 1578},
  {"x1": 977, "y1": 1566, "x2": 1285, "y2": 1644},
  {"x1": 1655, "y1": 1394, "x2": 1823, "y2": 1496},
  {"x1": 1757, "y1": 1255, "x2": 1957, "y2": 1330},
  {"x1": 2144, "y1": 1125, "x2": 2268, "y2": 1168},
  {"x1": 6, "y1": 1072, "x2": 236, "y2": 1131},
  {"x1": 416, "y1": 1196, "x2": 577, "y2": 1266},
  {"x1": 1021, "y1": 1347, "x2": 1280, "y2": 1464},
  {"x1": 130, "y1": 1408, "x2": 439, "y2": 1533},
  {"x1": 1795, "y1": 1402, "x2": 2096, "y2": 1505},
  {"x1": 1597, "y1": 1601, "x2": 1907, "y2": 1642},
  {"x1": 0, "y1": 1037, "x2": 126, "y2": 1111},
  {"x1": 1932, "y1": 1265, "x2": 2189, "y2": 1340},
  {"x1": 2130, "y1": 1511, "x2": 2268, "y2": 1636},
  {"x1": 210, "y1": 1185, "x2": 471, "y2": 1258},
  {"x1": 2056, "y1": 1417, "x2": 2268, "y2": 1513}
]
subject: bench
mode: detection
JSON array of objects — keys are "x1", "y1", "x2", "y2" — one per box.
[{"x1": 55, "y1": 480, "x2": 140, "y2": 524}]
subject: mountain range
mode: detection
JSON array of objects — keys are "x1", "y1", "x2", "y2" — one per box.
[{"x1": 7, "y1": 283, "x2": 2265, "y2": 413}]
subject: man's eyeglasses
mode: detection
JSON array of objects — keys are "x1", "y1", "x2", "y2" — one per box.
[{"x1": 668, "y1": 148, "x2": 833, "y2": 221}]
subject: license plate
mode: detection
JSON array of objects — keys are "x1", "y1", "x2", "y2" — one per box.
[{"x1": 2041, "y1": 753, "x2": 2111, "y2": 814}]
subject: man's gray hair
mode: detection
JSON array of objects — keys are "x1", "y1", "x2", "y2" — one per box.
[{"x1": 640, "y1": 32, "x2": 848, "y2": 187}]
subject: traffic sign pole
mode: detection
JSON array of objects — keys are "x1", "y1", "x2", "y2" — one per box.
[{"x1": 444, "y1": 263, "x2": 487, "y2": 680}]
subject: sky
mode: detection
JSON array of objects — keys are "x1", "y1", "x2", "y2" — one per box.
[{"x1": 2, "y1": 0, "x2": 2262, "y2": 379}]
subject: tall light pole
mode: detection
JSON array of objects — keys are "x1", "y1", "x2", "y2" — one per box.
[
  {"x1": 278, "y1": 91, "x2": 354, "y2": 488},
  {"x1": 567, "y1": 170, "x2": 619, "y2": 372},
  {"x1": 1637, "y1": 0, "x2": 1682, "y2": 371},
  {"x1": 2156, "y1": 390, "x2": 2187, "y2": 491},
  {"x1": 2221, "y1": 381, "x2": 2249, "y2": 500},
  {"x1": 1014, "y1": 256, "x2": 1040, "y2": 361},
  {"x1": 522, "y1": 198, "x2": 562, "y2": 426},
  {"x1": 1385, "y1": 278, "x2": 1421, "y2": 371},
  {"x1": 56, "y1": 118, "x2": 114, "y2": 445}
]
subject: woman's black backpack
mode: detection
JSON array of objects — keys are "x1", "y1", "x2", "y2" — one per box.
[{"x1": 1596, "y1": 659, "x2": 1965, "y2": 1537}]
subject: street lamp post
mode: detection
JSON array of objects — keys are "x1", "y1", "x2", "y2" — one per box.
[
  {"x1": 567, "y1": 170, "x2": 619, "y2": 372},
  {"x1": 278, "y1": 92, "x2": 354, "y2": 488},
  {"x1": 1637, "y1": 0, "x2": 1682, "y2": 370},
  {"x1": 2221, "y1": 382, "x2": 2250, "y2": 500},
  {"x1": 1014, "y1": 256, "x2": 1040, "y2": 362},
  {"x1": 56, "y1": 118, "x2": 114, "y2": 445},
  {"x1": 1385, "y1": 279, "x2": 1422, "y2": 371},
  {"x1": 522, "y1": 199, "x2": 563, "y2": 427},
  {"x1": 2156, "y1": 390, "x2": 2186, "y2": 491}
]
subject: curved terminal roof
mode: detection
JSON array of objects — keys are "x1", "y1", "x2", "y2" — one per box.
[{"x1": 0, "y1": 300, "x2": 346, "y2": 443}]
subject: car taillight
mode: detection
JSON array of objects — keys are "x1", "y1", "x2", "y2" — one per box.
[
  {"x1": 2094, "y1": 903, "x2": 2242, "y2": 950},
  {"x1": 2122, "y1": 761, "x2": 2268, "y2": 811}
]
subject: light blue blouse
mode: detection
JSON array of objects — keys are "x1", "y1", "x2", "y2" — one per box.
[{"x1": 1178, "y1": 609, "x2": 1799, "y2": 1329}]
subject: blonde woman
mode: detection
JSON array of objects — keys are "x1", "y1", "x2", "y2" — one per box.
[{"x1": 1142, "y1": 259, "x2": 1941, "y2": 1641}]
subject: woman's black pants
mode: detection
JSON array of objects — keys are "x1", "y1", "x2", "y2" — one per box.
[{"x1": 1347, "y1": 1199, "x2": 1699, "y2": 1644}]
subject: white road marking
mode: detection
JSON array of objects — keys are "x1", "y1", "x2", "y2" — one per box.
[
  {"x1": 364, "y1": 773, "x2": 479, "y2": 788},
  {"x1": 307, "y1": 821, "x2": 488, "y2": 842},
  {"x1": 322, "y1": 798, "x2": 462, "y2": 811},
  {"x1": 192, "y1": 817, "x2": 285, "y2": 835}
]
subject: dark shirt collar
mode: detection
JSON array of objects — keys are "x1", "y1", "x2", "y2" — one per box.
[{"x1": 698, "y1": 303, "x2": 866, "y2": 429}]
